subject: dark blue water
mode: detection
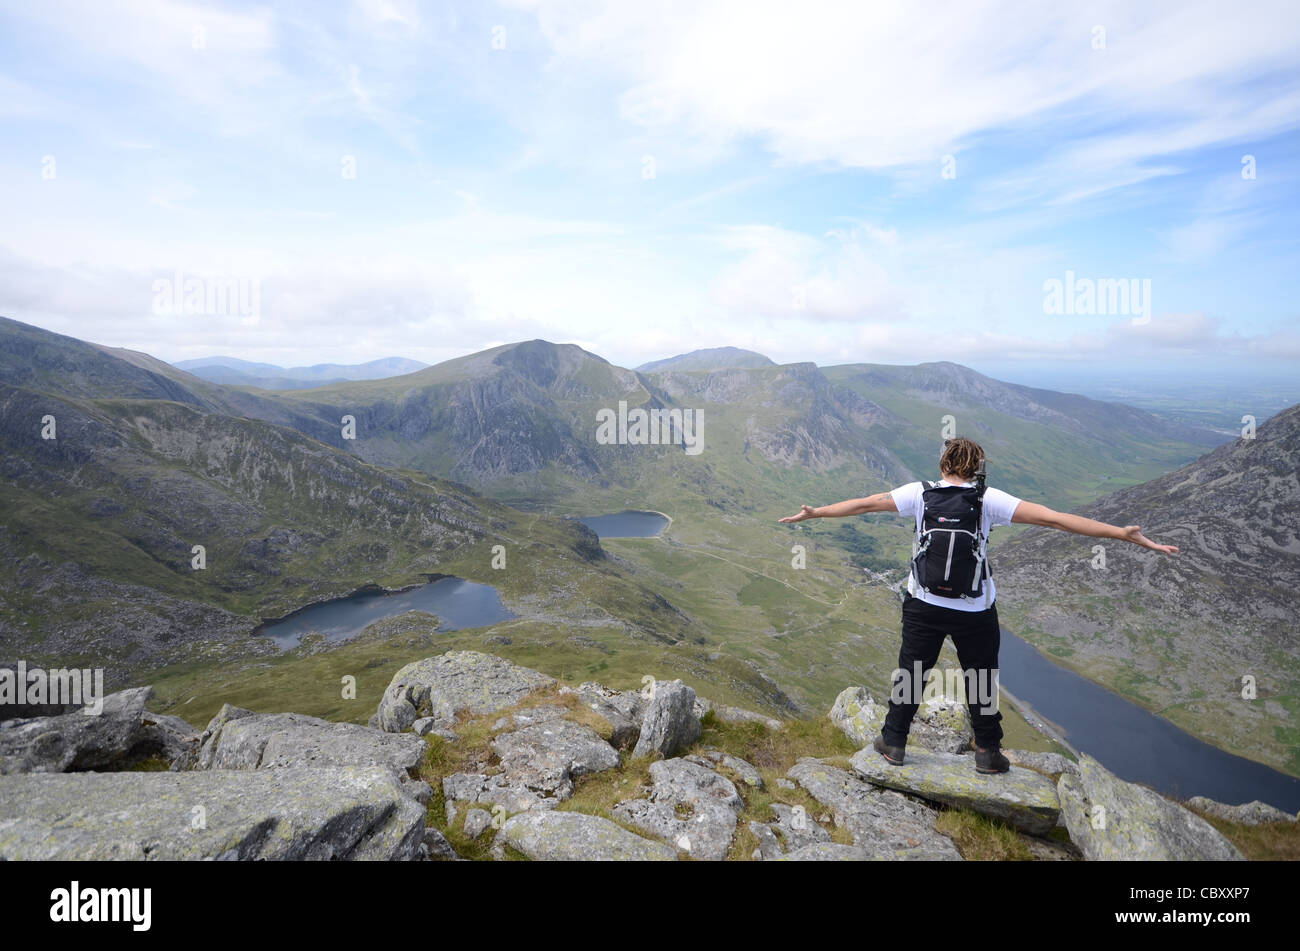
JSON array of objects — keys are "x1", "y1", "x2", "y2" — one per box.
[
  {"x1": 578, "y1": 511, "x2": 669, "y2": 538},
  {"x1": 1000, "y1": 628, "x2": 1300, "y2": 814},
  {"x1": 259, "y1": 578, "x2": 515, "y2": 649}
]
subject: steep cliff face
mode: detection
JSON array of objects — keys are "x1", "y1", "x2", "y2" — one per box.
[{"x1": 996, "y1": 403, "x2": 1300, "y2": 775}]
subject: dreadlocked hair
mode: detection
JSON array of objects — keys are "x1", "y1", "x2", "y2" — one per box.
[{"x1": 939, "y1": 437, "x2": 985, "y2": 481}]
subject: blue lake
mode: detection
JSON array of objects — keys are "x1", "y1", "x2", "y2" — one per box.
[
  {"x1": 999, "y1": 628, "x2": 1300, "y2": 814},
  {"x1": 578, "y1": 511, "x2": 669, "y2": 538},
  {"x1": 259, "y1": 577, "x2": 515, "y2": 649}
]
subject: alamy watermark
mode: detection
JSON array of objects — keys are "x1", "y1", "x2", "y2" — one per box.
[
  {"x1": 890, "y1": 663, "x2": 1000, "y2": 715},
  {"x1": 1, "y1": 661, "x2": 106, "y2": 715},
  {"x1": 1043, "y1": 270, "x2": 1151, "y2": 325},
  {"x1": 595, "y1": 401, "x2": 703, "y2": 455},
  {"x1": 152, "y1": 270, "x2": 261, "y2": 325}
]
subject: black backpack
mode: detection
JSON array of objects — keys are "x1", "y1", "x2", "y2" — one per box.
[{"x1": 909, "y1": 475, "x2": 991, "y2": 602}]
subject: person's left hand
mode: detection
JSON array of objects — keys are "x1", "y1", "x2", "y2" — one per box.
[{"x1": 779, "y1": 505, "x2": 818, "y2": 524}]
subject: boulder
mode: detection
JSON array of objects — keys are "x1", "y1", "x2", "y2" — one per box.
[
  {"x1": 0, "y1": 686, "x2": 158, "y2": 774},
  {"x1": 376, "y1": 651, "x2": 554, "y2": 733},
  {"x1": 612, "y1": 757, "x2": 741, "y2": 860},
  {"x1": 694, "y1": 696, "x2": 784, "y2": 731},
  {"x1": 442, "y1": 772, "x2": 557, "y2": 814},
  {"x1": 463, "y1": 808, "x2": 493, "y2": 840},
  {"x1": 195, "y1": 711, "x2": 427, "y2": 790},
  {"x1": 135, "y1": 711, "x2": 203, "y2": 771},
  {"x1": 500, "y1": 810, "x2": 676, "y2": 861},
  {"x1": 423, "y1": 827, "x2": 460, "y2": 861},
  {"x1": 1004, "y1": 749, "x2": 1079, "y2": 779},
  {"x1": 1057, "y1": 755, "x2": 1244, "y2": 860},
  {"x1": 849, "y1": 747, "x2": 1060, "y2": 836},
  {"x1": 748, "y1": 820, "x2": 784, "y2": 860},
  {"x1": 490, "y1": 718, "x2": 620, "y2": 801},
  {"x1": 766, "y1": 802, "x2": 831, "y2": 851},
  {"x1": 685, "y1": 748, "x2": 765, "y2": 789},
  {"x1": 1185, "y1": 796, "x2": 1296, "y2": 825},
  {"x1": 787, "y1": 758, "x2": 961, "y2": 859},
  {"x1": 830, "y1": 685, "x2": 973, "y2": 754},
  {"x1": 562, "y1": 683, "x2": 645, "y2": 748},
  {"x1": 0, "y1": 767, "x2": 426, "y2": 860},
  {"x1": 631, "y1": 680, "x2": 701, "y2": 759}
]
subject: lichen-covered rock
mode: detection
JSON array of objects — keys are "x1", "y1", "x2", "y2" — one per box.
[
  {"x1": 376, "y1": 651, "x2": 554, "y2": 733},
  {"x1": 136, "y1": 711, "x2": 202, "y2": 771},
  {"x1": 1004, "y1": 749, "x2": 1079, "y2": 779},
  {"x1": 787, "y1": 757, "x2": 961, "y2": 859},
  {"x1": 0, "y1": 686, "x2": 156, "y2": 774},
  {"x1": 613, "y1": 757, "x2": 742, "y2": 860},
  {"x1": 1185, "y1": 796, "x2": 1296, "y2": 825},
  {"x1": 766, "y1": 802, "x2": 831, "y2": 851},
  {"x1": 748, "y1": 820, "x2": 784, "y2": 860},
  {"x1": 463, "y1": 808, "x2": 493, "y2": 840},
  {"x1": 442, "y1": 772, "x2": 557, "y2": 814},
  {"x1": 632, "y1": 680, "x2": 701, "y2": 758},
  {"x1": 0, "y1": 767, "x2": 426, "y2": 859},
  {"x1": 500, "y1": 810, "x2": 676, "y2": 861},
  {"x1": 685, "y1": 749, "x2": 765, "y2": 789},
  {"x1": 491, "y1": 705, "x2": 569, "y2": 731},
  {"x1": 849, "y1": 747, "x2": 1060, "y2": 835},
  {"x1": 1058, "y1": 755, "x2": 1245, "y2": 860},
  {"x1": 423, "y1": 826, "x2": 460, "y2": 861},
  {"x1": 490, "y1": 718, "x2": 620, "y2": 801},
  {"x1": 563, "y1": 683, "x2": 645, "y2": 748},
  {"x1": 195, "y1": 711, "x2": 427, "y2": 790},
  {"x1": 778, "y1": 843, "x2": 876, "y2": 861},
  {"x1": 830, "y1": 685, "x2": 973, "y2": 754},
  {"x1": 694, "y1": 696, "x2": 784, "y2": 731}
]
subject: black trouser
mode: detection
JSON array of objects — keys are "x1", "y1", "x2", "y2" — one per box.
[{"x1": 881, "y1": 593, "x2": 1004, "y2": 750}]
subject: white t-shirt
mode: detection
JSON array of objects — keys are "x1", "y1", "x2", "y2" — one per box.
[{"x1": 888, "y1": 479, "x2": 1023, "y2": 612}]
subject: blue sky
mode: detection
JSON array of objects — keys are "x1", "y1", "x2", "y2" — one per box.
[{"x1": 1, "y1": 0, "x2": 1298, "y2": 383}]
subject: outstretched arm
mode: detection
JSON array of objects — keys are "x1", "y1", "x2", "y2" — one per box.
[
  {"x1": 1011, "y1": 501, "x2": 1179, "y2": 555},
  {"x1": 779, "y1": 492, "x2": 897, "y2": 523}
]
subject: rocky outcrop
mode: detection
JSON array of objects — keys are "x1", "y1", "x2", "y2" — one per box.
[
  {"x1": 500, "y1": 810, "x2": 676, "y2": 861},
  {"x1": 849, "y1": 747, "x2": 1060, "y2": 835},
  {"x1": 562, "y1": 682, "x2": 645, "y2": 748},
  {"x1": 787, "y1": 758, "x2": 962, "y2": 859},
  {"x1": 0, "y1": 686, "x2": 200, "y2": 774},
  {"x1": 694, "y1": 696, "x2": 784, "y2": 731},
  {"x1": 1185, "y1": 796, "x2": 1296, "y2": 825},
  {"x1": 612, "y1": 757, "x2": 743, "y2": 860},
  {"x1": 376, "y1": 651, "x2": 555, "y2": 733},
  {"x1": 441, "y1": 707, "x2": 621, "y2": 815},
  {"x1": 685, "y1": 748, "x2": 764, "y2": 789},
  {"x1": 1004, "y1": 750, "x2": 1079, "y2": 779},
  {"x1": 490, "y1": 716, "x2": 620, "y2": 801},
  {"x1": 830, "y1": 685, "x2": 974, "y2": 754},
  {"x1": 0, "y1": 767, "x2": 426, "y2": 860},
  {"x1": 632, "y1": 679, "x2": 701, "y2": 758},
  {"x1": 1058, "y1": 755, "x2": 1244, "y2": 860},
  {"x1": 195, "y1": 709, "x2": 428, "y2": 791}
]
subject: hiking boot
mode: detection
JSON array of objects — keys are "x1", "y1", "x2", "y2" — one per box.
[
  {"x1": 975, "y1": 745, "x2": 1010, "y2": 774},
  {"x1": 873, "y1": 735, "x2": 905, "y2": 766}
]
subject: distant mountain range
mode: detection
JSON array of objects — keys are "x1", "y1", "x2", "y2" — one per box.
[
  {"x1": 172, "y1": 355, "x2": 428, "y2": 391},
  {"x1": 636, "y1": 347, "x2": 775, "y2": 373},
  {"x1": 4, "y1": 314, "x2": 1293, "y2": 776}
]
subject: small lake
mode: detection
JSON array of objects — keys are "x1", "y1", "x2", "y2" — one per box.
[
  {"x1": 999, "y1": 628, "x2": 1300, "y2": 814},
  {"x1": 259, "y1": 577, "x2": 515, "y2": 649},
  {"x1": 578, "y1": 511, "x2": 670, "y2": 538}
]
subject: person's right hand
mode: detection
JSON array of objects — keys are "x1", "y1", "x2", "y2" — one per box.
[
  {"x1": 1122, "y1": 525, "x2": 1179, "y2": 554},
  {"x1": 779, "y1": 505, "x2": 818, "y2": 524}
]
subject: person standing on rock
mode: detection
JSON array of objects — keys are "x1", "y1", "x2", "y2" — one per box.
[{"x1": 779, "y1": 436, "x2": 1178, "y2": 774}]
